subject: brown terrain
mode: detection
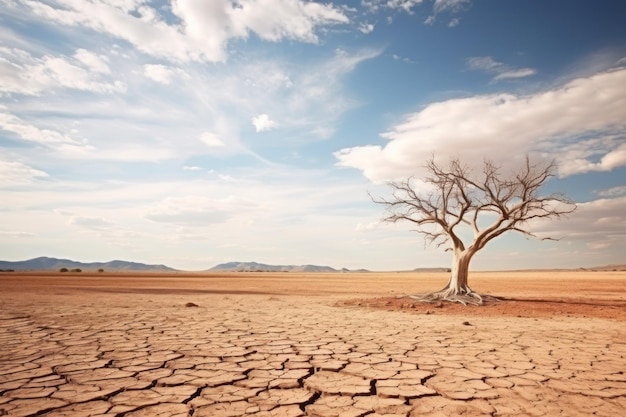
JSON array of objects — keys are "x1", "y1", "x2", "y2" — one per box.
[{"x1": 1, "y1": 270, "x2": 625, "y2": 416}]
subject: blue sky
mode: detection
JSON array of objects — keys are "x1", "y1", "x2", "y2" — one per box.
[{"x1": 1, "y1": 0, "x2": 625, "y2": 271}]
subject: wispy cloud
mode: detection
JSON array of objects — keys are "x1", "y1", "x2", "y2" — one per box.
[
  {"x1": 391, "y1": 54, "x2": 416, "y2": 64},
  {"x1": 362, "y1": 1, "x2": 425, "y2": 14},
  {"x1": 425, "y1": 0, "x2": 471, "y2": 26},
  {"x1": 0, "y1": 46, "x2": 125, "y2": 95},
  {"x1": 466, "y1": 56, "x2": 536, "y2": 82},
  {"x1": 0, "y1": 159, "x2": 48, "y2": 185},
  {"x1": 532, "y1": 196, "x2": 626, "y2": 251},
  {"x1": 597, "y1": 185, "x2": 626, "y2": 198}
]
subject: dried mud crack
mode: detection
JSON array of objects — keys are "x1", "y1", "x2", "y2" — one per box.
[
  {"x1": 1, "y1": 273, "x2": 626, "y2": 416},
  {"x1": 339, "y1": 295, "x2": 626, "y2": 320}
]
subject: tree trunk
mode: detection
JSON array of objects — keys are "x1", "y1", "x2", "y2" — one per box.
[
  {"x1": 410, "y1": 248, "x2": 496, "y2": 305},
  {"x1": 447, "y1": 249, "x2": 472, "y2": 294}
]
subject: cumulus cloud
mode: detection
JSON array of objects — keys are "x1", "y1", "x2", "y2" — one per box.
[
  {"x1": 252, "y1": 114, "x2": 278, "y2": 132},
  {"x1": 335, "y1": 67, "x2": 626, "y2": 182},
  {"x1": 466, "y1": 56, "x2": 536, "y2": 82},
  {"x1": 24, "y1": 0, "x2": 348, "y2": 63}
]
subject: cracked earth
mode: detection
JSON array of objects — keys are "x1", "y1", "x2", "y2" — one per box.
[{"x1": 1, "y1": 272, "x2": 625, "y2": 416}]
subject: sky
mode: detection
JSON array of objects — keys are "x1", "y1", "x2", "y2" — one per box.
[{"x1": 1, "y1": 0, "x2": 625, "y2": 271}]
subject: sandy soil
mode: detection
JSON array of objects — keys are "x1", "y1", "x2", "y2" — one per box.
[
  {"x1": 1, "y1": 270, "x2": 625, "y2": 416},
  {"x1": 3, "y1": 270, "x2": 625, "y2": 320}
]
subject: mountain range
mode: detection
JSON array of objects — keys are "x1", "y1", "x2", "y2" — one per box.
[
  {"x1": 0, "y1": 257, "x2": 176, "y2": 272},
  {"x1": 1, "y1": 257, "x2": 622, "y2": 273},
  {"x1": 209, "y1": 261, "x2": 351, "y2": 273}
]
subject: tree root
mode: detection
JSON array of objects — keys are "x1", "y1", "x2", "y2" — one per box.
[{"x1": 409, "y1": 287, "x2": 500, "y2": 306}]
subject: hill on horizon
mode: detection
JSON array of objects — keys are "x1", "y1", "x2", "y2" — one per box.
[
  {"x1": 209, "y1": 261, "x2": 348, "y2": 273},
  {"x1": 0, "y1": 256, "x2": 177, "y2": 272}
]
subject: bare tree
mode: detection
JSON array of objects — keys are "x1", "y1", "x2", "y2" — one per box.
[{"x1": 374, "y1": 156, "x2": 576, "y2": 305}]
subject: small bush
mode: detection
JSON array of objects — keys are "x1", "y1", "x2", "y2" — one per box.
[
  {"x1": 98, "y1": 268, "x2": 104, "y2": 273},
  {"x1": 59, "y1": 267, "x2": 69, "y2": 272},
  {"x1": 70, "y1": 268, "x2": 82, "y2": 273}
]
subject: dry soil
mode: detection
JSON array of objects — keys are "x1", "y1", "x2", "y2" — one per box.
[{"x1": 0, "y1": 271, "x2": 624, "y2": 416}]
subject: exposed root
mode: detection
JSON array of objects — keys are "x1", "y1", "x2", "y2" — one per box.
[{"x1": 409, "y1": 286, "x2": 500, "y2": 306}]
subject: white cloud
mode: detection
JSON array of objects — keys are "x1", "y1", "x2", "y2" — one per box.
[
  {"x1": 355, "y1": 220, "x2": 382, "y2": 231},
  {"x1": 335, "y1": 67, "x2": 626, "y2": 182},
  {"x1": 0, "y1": 230, "x2": 35, "y2": 238},
  {"x1": 448, "y1": 17, "x2": 460, "y2": 27},
  {"x1": 557, "y1": 139, "x2": 626, "y2": 177},
  {"x1": 0, "y1": 160, "x2": 48, "y2": 185},
  {"x1": 69, "y1": 215, "x2": 115, "y2": 230},
  {"x1": 358, "y1": 22, "x2": 375, "y2": 34},
  {"x1": 425, "y1": 0, "x2": 471, "y2": 26},
  {"x1": 24, "y1": 0, "x2": 348, "y2": 63},
  {"x1": 392, "y1": 54, "x2": 415, "y2": 64},
  {"x1": 252, "y1": 114, "x2": 278, "y2": 132},
  {"x1": 144, "y1": 195, "x2": 260, "y2": 226},
  {"x1": 199, "y1": 131, "x2": 225, "y2": 147},
  {"x1": 143, "y1": 64, "x2": 189, "y2": 85},
  {"x1": 0, "y1": 46, "x2": 125, "y2": 95},
  {"x1": 466, "y1": 56, "x2": 536, "y2": 81},
  {"x1": 597, "y1": 185, "x2": 626, "y2": 198},
  {"x1": 493, "y1": 68, "x2": 537, "y2": 80},
  {"x1": 533, "y1": 196, "x2": 626, "y2": 251},
  {"x1": 0, "y1": 110, "x2": 90, "y2": 149},
  {"x1": 362, "y1": 1, "x2": 424, "y2": 14},
  {"x1": 73, "y1": 48, "x2": 110, "y2": 74},
  {"x1": 433, "y1": 0, "x2": 471, "y2": 14},
  {"x1": 465, "y1": 56, "x2": 501, "y2": 71},
  {"x1": 183, "y1": 165, "x2": 203, "y2": 171},
  {"x1": 0, "y1": 109, "x2": 180, "y2": 162}
]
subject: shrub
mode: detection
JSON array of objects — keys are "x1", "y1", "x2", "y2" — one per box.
[
  {"x1": 70, "y1": 268, "x2": 82, "y2": 273},
  {"x1": 59, "y1": 267, "x2": 69, "y2": 272},
  {"x1": 98, "y1": 268, "x2": 104, "y2": 273}
]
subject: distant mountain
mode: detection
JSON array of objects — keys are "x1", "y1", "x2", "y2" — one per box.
[
  {"x1": 0, "y1": 257, "x2": 177, "y2": 272},
  {"x1": 413, "y1": 267, "x2": 451, "y2": 272},
  {"x1": 210, "y1": 261, "x2": 345, "y2": 273}
]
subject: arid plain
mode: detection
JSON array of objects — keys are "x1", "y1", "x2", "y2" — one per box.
[{"x1": 1, "y1": 270, "x2": 625, "y2": 416}]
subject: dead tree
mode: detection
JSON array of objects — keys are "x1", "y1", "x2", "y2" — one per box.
[{"x1": 374, "y1": 156, "x2": 576, "y2": 305}]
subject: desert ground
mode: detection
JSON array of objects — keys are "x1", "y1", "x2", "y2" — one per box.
[{"x1": 0, "y1": 270, "x2": 625, "y2": 416}]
